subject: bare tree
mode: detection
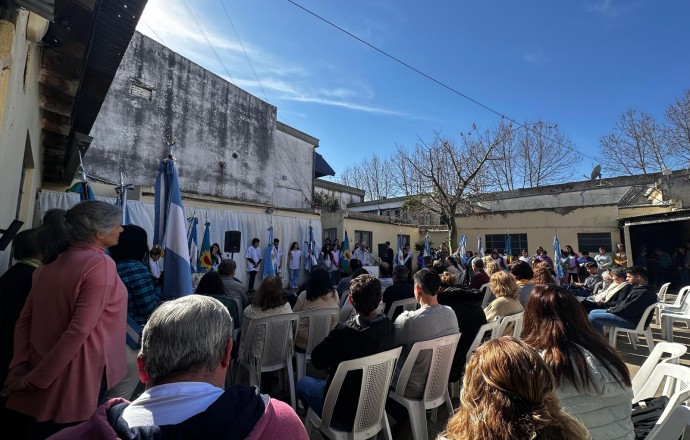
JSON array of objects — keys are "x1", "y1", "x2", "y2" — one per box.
[
  {"x1": 398, "y1": 120, "x2": 513, "y2": 247},
  {"x1": 482, "y1": 120, "x2": 580, "y2": 191},
  {"x1": 665, "y1": 89, "x2": 690, "y2": 162},
  {"x1": 600, "y1": 109, "x2": 678, "y2": 176},
  {"x1": 340, "y1": 154, "x2": 396, "y2": 201}
]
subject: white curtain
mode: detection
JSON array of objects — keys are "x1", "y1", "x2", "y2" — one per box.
[{"x1": 39, "y1": 190, "x2": 321, "y2": 286}]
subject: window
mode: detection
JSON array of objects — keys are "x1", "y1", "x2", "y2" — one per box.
[
  {"x1": 355, "y1": 230, "x2": 373, "y2": 248},
  {"x1": 485, "y1": 233, "x2": 528, "y2": 257},
  {"x1": 577, "y1": 233, "x2": 613, "y2": 253},
  {"x1": 400, "y1": 234, "x2": 411, "y2": 248},
  {"x1": 323, "y1": 228, "x2": 337, "y2": 243}
]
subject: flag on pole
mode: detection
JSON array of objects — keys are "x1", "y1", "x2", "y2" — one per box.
[
  {"x1": 459, "y1": 234, "x2": 467, "y2": 257},
  {"x1": 424, "y1": 234, "x2": 431, "y2": 257},
  {"x1": 554, "y1": 231, "x2": 564, "y2": 279},
  {"x1": 477, "y1": 235, "x2": 485, "y2": 257},
  {"x1": 114, "y1": 172, "x2": 133, "y2": 225},
  {"x1": 341, "y1": 230, "x2": 351, "y2": 272},
  {"x1": 154, "y1": 158, "x2": 193, "y2": 299},
  {"x1": 263, "y1": 226, "x2": 277, "y2": 277},
  {"x1": 67, "y1": 181, "x2": 95, "y2": 201},
  {"x1": 187, "y1": 215, "x2": 199, "y2": 272},
  {"x1": 198, "y1": 221, "x2": 212, "y2": 272},
  {"x1": 505, "y1": 234, "x2": 512, "y2": 262},
  {"x1": 394, "y1": 233, "x2": 404, "y2": 266},
  {"x1": 305, "y1": 225, "x2": 318, "y2": 270}
]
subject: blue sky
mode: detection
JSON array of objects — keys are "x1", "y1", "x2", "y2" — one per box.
[{"x1": 137, "y1": 0, "x2": 690, "y2": 180}]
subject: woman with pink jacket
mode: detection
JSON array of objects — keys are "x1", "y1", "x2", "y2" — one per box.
[{"x1": 1, "y1": 201, "x2": 127, "y2": 439}]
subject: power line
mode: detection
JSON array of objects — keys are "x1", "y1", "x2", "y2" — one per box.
[
  {"x1": 217, "y1": 0, "x2": 318, "y2": 204},
  {"x1": 141, "y1": 19, "x2": 167, "y2": 46},
  {"x1": 286, "y1": 0, "x2": 600, "y2": 163},
  {"x1": 179, "y1": 0, "x2": 236, "y2": 85}
]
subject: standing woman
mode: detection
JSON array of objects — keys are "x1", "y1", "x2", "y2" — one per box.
[
  {"x1": 565, "y1": 245, "x2": 580, "y2": 284},
  {"x1": 614, "y1": 243, "x2": 628, "y2": 268},
  {"x1": 330, "y1": 243, "x2": 340, "y2": 285},
  {"x1": 1, "y1": 201, "x2": 126, "y2": 439},
  {"x1": 107, "y1": 225, "x2": 162, "y2": 400},
  {"x1": 288, "y1": 242, "x2": 302, "y2": 289},
  {"x1": 523, "y1": 284, "x2": 634, "y2": 439},
  {"x1": 210, "y1": 242, "x2": 223, "y2": 271}
]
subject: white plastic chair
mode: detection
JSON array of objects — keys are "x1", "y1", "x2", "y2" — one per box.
[
  {"x1": 608, "y1": 302, "x2": 658, "y2": 353},
  {"x1": 659, "y1": 287, "x2": 690, "y2": 341},
  {"x1": 497, "y1": 312, "x2": 524, "y2": 338},
  {"x1": 385, "y1": 297, "x2": 418, "y2": 320},
  {"x1": 480, "y1": 283, "x2": 493, "y2": 308},
  {"x1": 231, "y1": 296, "x2": 243, "y2": 342},
  {"x1": 645, "y1": 405, "x2": 690, "y2": 440},
  {"x1": 633, "y1": 363, "x2": 690, "y2": 438},
  {"x1": 658, "y1": 282, "x2": 672, "y2": 303},
  {"x1": 449, "y1": 318, "x2": 500, "y2": 399},
  {"x1": 305, "y1": 347, "x2": 402, "y2": 440},
  {"x1": 388, "y1": 333, "x2": 460, "y2": 440},
  {"x1": 296, "y1": 307, "x2": 339, "y2": 381},
  {"x1": 631, "y1": 342, "x2": 686, "y2": 397},
  {"x1": 238, "y1": 312, "x2": 299, "y2": 409}
]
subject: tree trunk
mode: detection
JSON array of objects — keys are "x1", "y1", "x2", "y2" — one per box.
[{"x1": 449, "y1": 216, "x2": 458, "y2": 254}]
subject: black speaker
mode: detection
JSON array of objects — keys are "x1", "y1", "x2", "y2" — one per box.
[
  {"x1": 224, "y1": 231, "x2": 241, "y2": 253},
  {"x1": 377, "y1": 243, "x2": 388, "y2": 258}
]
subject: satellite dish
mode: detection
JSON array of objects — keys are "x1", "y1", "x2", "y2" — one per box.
[{"x1": 590, "y1": 165, "x2": 602, "y2": 180}]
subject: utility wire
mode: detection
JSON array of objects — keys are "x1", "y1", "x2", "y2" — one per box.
[
  {"x1": 217, "y1": 0, "x2": 316, "y2": 204},
  {"x1": 286, "y1": 0, "x2": 600, "y2": 163},
  {"x1": 179, "y1": 0, "x2": 236, "y2": 85},
  {"x1": 141, "y1": 20, "x2": 167, "y2": 46}
]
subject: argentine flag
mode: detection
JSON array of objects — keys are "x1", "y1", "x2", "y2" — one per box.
[{"x1": 154, "y1": 158, "x2": 193, "y2": 299}]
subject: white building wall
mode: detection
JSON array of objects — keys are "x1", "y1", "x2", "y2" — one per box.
[
  {"x1": 274, "y1": 127, "x2": 314, "y2": 210},
  {"x1": 0, "y1": 11, "x2": 45, "y2": 272}
]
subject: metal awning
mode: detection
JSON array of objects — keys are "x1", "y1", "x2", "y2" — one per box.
[
  {"x1": 314, "y1": 152, "x2": 335, "y2": 178},
  {"x1": 621, "y1": 210, "x2": 690, "y2": 227}
]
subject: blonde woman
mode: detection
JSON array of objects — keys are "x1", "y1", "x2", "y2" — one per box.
[
  {"x1": 484, "y1": 260, "x2": 501, "y2": 276},
  {"x1": 484, "y1": 271, "x2": 523, "y2": 336},
  {"x1": 441, "y1": 338, "x2": 590, "y2": 440}
]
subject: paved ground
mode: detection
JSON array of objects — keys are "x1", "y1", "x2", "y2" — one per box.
[{"x1": 281, "y1": 296, "x2": 690, "y2": 439}]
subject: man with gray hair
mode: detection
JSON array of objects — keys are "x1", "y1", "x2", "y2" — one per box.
[
  {"x1": 50, "y1": 296, "x2": 307, "y2": 439},
  {"x1": 218, "y1": 259, "x2": 249, "y2": 308}
]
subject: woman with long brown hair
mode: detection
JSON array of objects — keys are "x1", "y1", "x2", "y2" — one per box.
[
  {"x1": 523, "y1": 284, "x2": 633, "y2": 439},
  {"x1": 441, "y1": 337, "x2": 589, "y2": 440}
]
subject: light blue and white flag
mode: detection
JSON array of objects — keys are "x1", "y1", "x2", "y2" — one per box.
[
  {"x1": 305, "y1": 225, "x2": 318, "y2": 270},
  {"x1": 114, "y1": 172, "x2": 133, "y2": 225},
  {"x1": 154, "y1": 158, "x2": 193, "y2": 299},
  {"x1": 394, "y1": 233, "x2": 404, "y2": 266},
  {"x1": 505, "y1": 235, "x2": 512, "y2": 260},
  {"x1": 477, "y1": 235, "x2": 485, "y2": 257},
  {"x1": 554, "y1": 231, "x2": 564, "y2": 279},
  {"x1": 263, "y1": 226, "x2": 277, "y2": 277},
  {"x1": 459, "y1": 234, "x2": 467, "y2": 257},
  {"x1": 424, "y1": 234, "x2": 431, "y2": 257},
  {"x1": 187, "y1": 215, "x2": 198, "y2": 272}
]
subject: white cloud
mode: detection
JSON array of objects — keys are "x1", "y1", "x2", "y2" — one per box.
[
  {"x1": 587, "y1": 0, "x2": 618, "y2": 17},
  {"x1": 522, "y1": 48, "x2": 545, "y2": 64}
]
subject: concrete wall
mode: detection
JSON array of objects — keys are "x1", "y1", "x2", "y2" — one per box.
[
  {"x1": 274, "y1": 127, "x2": 314, "y2": 210},
  {"x1": 314, "y1": 180, "x2": 365, "y2": 208},
  {"x1": 453, "y1": 206, "x2": 621, "y2": 255},
  {"x1": 0, "y1": 10, "x2": 45, "y2": 272},
  {"x1": 86, "y1": 32, "x2": 310, "y2": 208}
]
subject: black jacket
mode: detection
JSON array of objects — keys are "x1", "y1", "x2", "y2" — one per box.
[
  {"x1": 437, "y1": 286, "x2": 487, "y2": 381},
  {"x1": 609, "y1": 283, "x2": 657, "y2": 323},
  {"x1": 382, "y1": 281, "x2": 414, "y2": 322},
  {"x1": 311, "y1": 315, "x2": 396, "y2": 426}
]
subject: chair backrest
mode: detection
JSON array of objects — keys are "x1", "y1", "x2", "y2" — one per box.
[
  {"x1": 632, "y1": 342, "x2": 687, "y2": 397},
  {"x1": 339, "y1": 289, "x2": 350, "y2": 308},
  {"x1": 320, "y1": 347, "x2": 402, "y2": 438},
  {"x1": 634, "y1": 302, "x2": 660, "y2": 332},
  {"x1": 646, "y1": 405, "x2": 690, "y2": 440},
  {"x1": 480, "y1": 283, "x2": 493, "y2": 308},
  {"x1": 671, "y1": 286, "x2": 690, "y2": 309},
  {"x1": 497, "y1": 312, "x2": 524, "y2": 338},
  {"x1": 232, "y1": 296, "x2": 243, "y2": 328},
  {"x1": 392, "y1": 334, "x2": 461, "y2": 408},
  {"x1": 243, "y1": 313, "x2": 299, "y2": 368},
  {"x1": 658, "y1": 282, "x2": 672, "y2": 302},
  {"x1": 467, "y1": 318, "x2": 501, "y2": 363},
  {"x1": 385, "y1": 297, "x2": 418, "y2": 319},
  {"x1": 300, "y1": 308, "x2": 339, "y2": 355},
  {"x1": 633, "y1": 363, "x2": 690, "y2": 434}
]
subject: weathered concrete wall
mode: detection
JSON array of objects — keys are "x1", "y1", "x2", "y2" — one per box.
[
  {"x1": 0, "y1": 11, "x2": 45, "y2": 272},
  {"x1": 274, "y1": 126, "x2": 314, "y2": 210},
  {"x1": 87, "y1": 32, "x2": 281, "y2": 205}
]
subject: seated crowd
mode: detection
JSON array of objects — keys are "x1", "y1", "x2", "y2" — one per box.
[{"x1": 0, "y1": 203, "x2": 664, "y2": 440}]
